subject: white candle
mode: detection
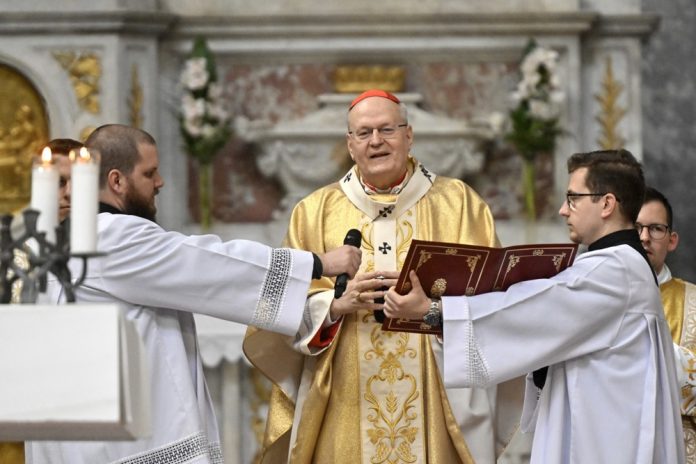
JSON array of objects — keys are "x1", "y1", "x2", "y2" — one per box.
[
  {"x1": 31, "y1": 147, "x2": 59, "y2": 243},
  {"x1": 70, "y1": 147, "x2": 100, "y2": 254}
]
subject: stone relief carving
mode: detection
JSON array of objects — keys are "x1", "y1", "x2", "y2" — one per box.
[
  {"x1": 0, "y1": 64, "x2": 50, "y2": 213},
  {"x1": 594, "y1": 56, "x2": 626, "y2": 149},
  {"x1": 129, "y1": 64, "x2": 144, "y2": 129},
  {"x1": 243, "y1": 93, "x2": 491, "y2": 215},
  {"x1": 53, "y1": 51, "x2": 102, "y2": 114}
]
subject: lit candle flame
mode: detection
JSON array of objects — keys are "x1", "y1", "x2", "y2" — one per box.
[
  {"x1": 41, "y1": 146, "x2": 53, "y2": 164},
  {"x1": 70, "y1": 147, "x2": 93, "y2": 163},
  {"x1": 79, "y1": 147, "x2": 92, "y2": 161}
]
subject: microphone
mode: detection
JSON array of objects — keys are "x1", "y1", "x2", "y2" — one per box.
[
  {"x1": 334, "y1": 229, "x2": 362, "y2": 299},
  {"x1": 373, "y1": 276, "x2": 387, "y2": 323}
]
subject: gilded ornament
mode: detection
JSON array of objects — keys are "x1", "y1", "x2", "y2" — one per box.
[
  {"x1": 466, "y1": 255, "x2": 480, "y2": 274},
  {"x1": 395, "y1": 218, "x2": 413, "y2": 269},
  {"x1": 0, "y1": 64, "x2": 49, "y2": 214},
  {"x1": 129, "y1": 64, "x2": 144, "y2": 129},
  {"x1": 333, "y1": 65, "x2": 405, "y2": 93},
  {"x1": 552, "y1": 253, "x2": 565, "y2": 271},
  {"x1": 53, "y1": 51, "x2": 102, "y2": 114},
  {"x1": 364, "y1": 326, "x2": 420, "y2": 463},
  {"x1": 79, "y1": 126, "x2": 96, "y2": 143},
  {"x1": 594, "y1": 56, "x2": 626, "y2": 150},
  {"x1": 445, "y1": 248, "x2": 458, "y2": 255},
  {"x1": 506, "y1": 255, "x2": 520, "y2": 273},
  {"x1": 415, "y1": 250, "x2": 432, "y2": 272},
  {"x1": 430, "y1": 278, "x2": 447, "y2": 297}
]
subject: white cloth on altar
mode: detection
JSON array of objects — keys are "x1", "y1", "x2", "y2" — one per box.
[
  {"x1": 26, "y1": 212, "x2": 315, "y2": 464},
  {"x1": 442, "y1": 243, "x2": 684, "y2": 464}
]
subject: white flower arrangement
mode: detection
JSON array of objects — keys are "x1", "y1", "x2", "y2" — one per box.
[
  {"x1": 507, "y1": 41, "x2": 564, "y2": 158},
  {"x1": 179, "y1": 39, "x2": 231, "y2": 166},
  {"x1": 179, "y1": 37, "x2": 231, "y2": 229},
  {"x1": 506, "y1": 40, "x2": 565, "y2": 219}
]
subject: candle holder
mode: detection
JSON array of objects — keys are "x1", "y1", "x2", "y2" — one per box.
[{"x1": 0, "y1": 209, "x2": 99, "y2": 304}]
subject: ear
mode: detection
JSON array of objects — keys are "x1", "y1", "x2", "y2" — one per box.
[
  {"x1": 405, "y1": 125, "x2": 414, "y2": 148},
  {"x1": 667, "y1": 231, "x2": 679, "y2": 253},
  {"x1": 106, "y1": 169, "x2": 127, "y2": 195},
  {"x1": 600, "y1": 193, "x2": 619, "y2": 219},
  {"x1": 346, "y1": 135, "x2": 355, "y2": 161}
]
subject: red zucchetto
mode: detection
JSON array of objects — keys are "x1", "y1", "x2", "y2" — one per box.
[{"x1": 349, "y1": 89, "x2": 401, "y2": 110}]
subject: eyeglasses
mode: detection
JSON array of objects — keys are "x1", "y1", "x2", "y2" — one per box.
[
  {"x1": 635, "y1": 222, "x2": 671, "y2": 240},
  {"x1": 565, "y1": 192, "x2": 608, "y2": 211},
  {"x1": 348, "y1": 124, "x2": 408, "y2": 141}
]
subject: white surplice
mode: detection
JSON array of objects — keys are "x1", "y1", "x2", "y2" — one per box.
[
  {"x1": 441, "y1": 243, "x2": 685, "y2": 464},
  {"x1": 26, "y1": 212, "x2": 316, "y2": 464}
]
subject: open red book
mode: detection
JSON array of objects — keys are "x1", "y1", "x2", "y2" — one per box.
[{"x1": 382, "y1": 239, "x2": 579, "y2": 334}]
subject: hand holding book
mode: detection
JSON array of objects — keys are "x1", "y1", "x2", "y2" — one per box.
[{"x1": 382, "y1": 239, "x2": 579, "y2": 334}]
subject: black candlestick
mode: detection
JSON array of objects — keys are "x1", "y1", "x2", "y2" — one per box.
[{"x1": 0, "y1": 209, "x2": 97, "y2": 304}]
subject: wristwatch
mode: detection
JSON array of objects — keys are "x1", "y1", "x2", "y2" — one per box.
[{"x1": 423, "y1": 298, "x2": 442, "y2": 327}]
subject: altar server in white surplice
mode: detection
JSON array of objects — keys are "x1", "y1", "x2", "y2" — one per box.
[
  {"x1": 25, "y1": 124, "x2": 360, "y2": 464},
  {"x1": 384, "y1": 149, "x2": 685, "y2": 464}
]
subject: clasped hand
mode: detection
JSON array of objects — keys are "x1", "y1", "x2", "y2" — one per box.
[
  {"x1": 329, "y1": 270, "x2": 399, "y2": 320},
  {"x1": 383, "y1": 271, "x2": 431, "y2": 320}
]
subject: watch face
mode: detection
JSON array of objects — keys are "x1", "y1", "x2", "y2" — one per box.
[
  {"x1": 424, "y1": 311, "x2": 441, "y2": 327},
  {"x1": 423, "y1": 314, "x2": 436, "y2": 326}
]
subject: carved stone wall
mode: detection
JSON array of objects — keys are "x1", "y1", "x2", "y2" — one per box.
[{"x1": 641, "y1": 0, "x2": 696, "y2": 282}]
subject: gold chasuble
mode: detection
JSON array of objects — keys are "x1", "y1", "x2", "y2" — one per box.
[
  {"x1": 245, "y1": 158, "x2": 519, "y2": 464},
  {"x1": 661, "y1": 277, "x2": 696, "y2": 463},
  {"x1": 0, "y1": 442, "x2": 24, "y2": 464}
]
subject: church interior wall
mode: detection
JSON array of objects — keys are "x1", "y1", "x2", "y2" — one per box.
[{"x1": 2, "y1": 0, "x2": 686, "y2": 461}]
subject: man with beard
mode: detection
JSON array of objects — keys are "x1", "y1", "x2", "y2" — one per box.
[{"x1": 25, "y1": 124, "x2": 361, "y2": 464}]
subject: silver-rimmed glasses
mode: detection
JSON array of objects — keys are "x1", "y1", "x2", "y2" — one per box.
[{"x1": 348, "y1": 124, "x2": 408, "y2": 141}]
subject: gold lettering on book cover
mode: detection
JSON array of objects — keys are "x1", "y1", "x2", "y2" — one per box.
[{"x1": 364, "y1": 326, "x2": 420, "y2": 464}]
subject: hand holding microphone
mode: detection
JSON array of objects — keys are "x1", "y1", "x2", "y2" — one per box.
[
  {"x1": 317, "y1": 229, "x2": 361, "y2": 284},
  {"x1": 334, "y1": 229, "x2": 362, "y2": 299}
]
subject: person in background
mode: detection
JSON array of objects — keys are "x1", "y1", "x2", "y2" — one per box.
[
  {"x1": 0, "y1": 138, "x2": 82, "y2": 464},
  {"x1": 25, "y1": 124, "x2": 361, "y2": 464},
  {"x1": 637, "y1": 186, "x2": 696, "y2": 464},
  {"x1": 245, "y1": 89, "x2": 522, "y2": 464},
  {"x1": 384, "y1": 149, "x2": 685, "y2": 463},
  {"x1": 46, "y1": 138, "x2": 84, "y2": 222}
]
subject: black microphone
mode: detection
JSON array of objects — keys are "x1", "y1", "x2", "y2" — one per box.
[
  {"x1": 334, "y1": 229, "x2": 362, "y2": 299},
  {"x1": 373, "y1": 289, "x2": 387, "y2": 323}
]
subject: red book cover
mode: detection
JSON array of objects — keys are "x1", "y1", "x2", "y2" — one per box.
[{"x1": 382, "y1": 240, "x2": 579, "y2": 334}]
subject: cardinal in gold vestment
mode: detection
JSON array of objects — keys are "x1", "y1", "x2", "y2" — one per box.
[{"x1": 244, "y1": 90, "x2": 523, "y2": 464}]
